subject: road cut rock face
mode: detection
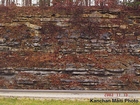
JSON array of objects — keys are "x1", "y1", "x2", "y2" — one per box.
[{"x1": 0, "y1": 8, "x2": 140, "y2": 90}]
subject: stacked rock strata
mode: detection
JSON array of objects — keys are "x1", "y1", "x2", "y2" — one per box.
[{"x1": 0, "y1": 9, "x2": 140, "y2": 90}]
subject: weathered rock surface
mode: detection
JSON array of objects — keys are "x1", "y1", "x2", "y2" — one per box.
[{"x1": 0, "y1": 9, "x2": 140, "y2": 90}]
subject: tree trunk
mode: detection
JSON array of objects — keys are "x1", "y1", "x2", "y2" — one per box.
[{"x1": 1, "y1": 0, "x2": 5, "y2": 5}]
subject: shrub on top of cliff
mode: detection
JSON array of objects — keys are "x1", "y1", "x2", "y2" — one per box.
[
  {"x1": 0, "y1": 6, "x2": 17, "y2": 22},
  {"x1": 125, "y1": 0, "x2": 140, "y2": 9},
  {"x1": 41, "y1": 22, "x2": 63, "y2": 35},
  {"x1": 0, "y1": 5, "x2": 9, "y2": 13},
  {"x1": 94, "y1": 0, "x2": 120, "y2": 11},
  {"x1": 69, "y1": 8, "x2": 84, "y2": 25},
  {"x1": 51, "y1": 0, "x2": 85, "y2": 15},
  {"x1": 69, "y1": 7, "x2": 101, "y2": 39}
]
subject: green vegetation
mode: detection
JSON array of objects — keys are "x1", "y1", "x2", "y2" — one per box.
[{"x1": 0, "y1": 98, "x2": 139, "y2": 105}]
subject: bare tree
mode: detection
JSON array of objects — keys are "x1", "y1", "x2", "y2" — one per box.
[
  {"x1": 21, "y1": 0, "x2": 32, "y2": 6},
  {"x1": 6, "y1": 0, "x2": 11, "y2": 6},
  {"x1": 1, "y1": 0, "x2": 5, "y2": 5}
]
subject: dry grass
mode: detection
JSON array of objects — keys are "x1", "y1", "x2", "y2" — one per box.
[{"x1": 0, "y1": 97, "x2": 139, "y2": 105}]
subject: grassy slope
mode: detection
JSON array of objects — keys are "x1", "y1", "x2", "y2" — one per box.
[{"x1": 0, "y1": 98, "x2": 139, "y2": 105}]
